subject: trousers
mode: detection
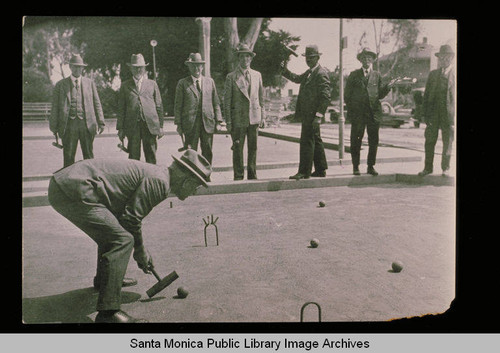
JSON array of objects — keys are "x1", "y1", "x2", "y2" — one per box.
[
  {"x1": 185, "y1": 115, "x2": 214, "y2": 165},
  {"x1": 231, "y1": 124, "x2": 258, "y2": 180},
  {"x1": 127, "y1": 119, "x2": 158, "y2": 164},
  {"x1": 62, "y1": 118, "x2": 94, "y2": 167},
  {"x1": 48, "y1": 178, "x2": 134, "y2": 311},
  {"x1": 350, "y1": 117, "x2": 379, "y2": 167},
  {"x1": 298, "y1": 122, "x2": 328, "y2": 176}
]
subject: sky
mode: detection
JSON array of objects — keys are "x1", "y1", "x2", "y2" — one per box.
[{"x1": 268, "y1": 18, "x2": 456, "y2": 93}]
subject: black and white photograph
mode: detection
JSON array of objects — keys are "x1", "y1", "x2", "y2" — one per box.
[{"x1": 20, "y1": 16, "x2": 462, "y2": 328}]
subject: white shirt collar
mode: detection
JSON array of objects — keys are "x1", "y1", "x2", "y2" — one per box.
[
  {"x1": 443, "y1": 65, "x2": 453, "y2": 76},
  {"x1": 191, "y1": 75, "x2": 202, "y2": 85},
  {"x1": 309, "y1": 63, "x2": 320, "y2": 73},
  {"x1": 70, "y1": 75, "x2": 81, "y2": 85}
]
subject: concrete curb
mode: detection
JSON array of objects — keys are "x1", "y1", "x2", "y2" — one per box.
[{"x1": 22, "y1": 173, "x2": 454, "y2": 208}]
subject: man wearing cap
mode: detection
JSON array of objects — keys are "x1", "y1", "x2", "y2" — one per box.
[
  {"x1": 344, "y1": 48, "x2": 396, "y2": 176},
  {"x1": 117, "y1": 54, "x2": 164, "y2": 164},
  {"x1": 281, "y1": 44, "x2": 331, "y2": 180},
  {"x1": 418, "y1": 44, "x2": 456, "y2": 177},
  {"x1": 50, "y1": 54, "x2": 106, "y2": 167},
  {"x1": 174, "y1": 53, "x2": 223, "y2": 169},
  {"x1": 48, "y1": 149, "x2": 212, "y2": 323},
  {"x1": 224, "y1": 44, "x2": 265, "y2": 180}
]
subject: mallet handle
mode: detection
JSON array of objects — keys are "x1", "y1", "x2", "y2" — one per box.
[{"x1": 150, "y1": 268, "x2": 162, "y2": 282}]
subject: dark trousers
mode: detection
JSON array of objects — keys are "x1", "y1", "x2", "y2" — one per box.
[
  {"x1": 127, "y1": 120, "x2": 158, "y2": 164},
  {"x1": 231, "y1": 124, "x2": 258, "y2": 180},
  {"x1": 424, "y1": 120, "x2": 454, "y2": 171},
  {"x1": 350, "y1": 117, "x2": 379, "y2": 168},
  {"x1": 185, "y1": 115, "x2": 214, "y2": 165},
  {"x1": 48, "y1": 178, "x2": 134, "y2": 311},
  {"x1": 298, "y1": 122, "x2": 328, "y2": 176},
  {"x1": 62, "y1": 118, "x2": 94, "y2": 167}
]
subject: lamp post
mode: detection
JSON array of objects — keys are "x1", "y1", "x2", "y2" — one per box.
[
  {"x1": 150, "y1": 39, "x2": 157, "y2": 82},
  {"x1": 338, "y1": 19, "x2": 346, "y2": 164}
]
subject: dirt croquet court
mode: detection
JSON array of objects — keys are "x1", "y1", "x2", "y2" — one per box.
[{"x1": 22, "y1": 182, "x2": 455, "y2": 324}]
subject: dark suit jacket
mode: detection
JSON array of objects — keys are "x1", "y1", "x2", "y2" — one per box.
[
  {"x1": 422, "y1": 68, "x2": 455, "y2": 126},
  {"x1": 282, "y1": 64, "x2": 331, "y2": 123},
  {"x1": 49, "y1": 76, "x2": 105, "y2": 136},
  {"x1": 117, "y1": 78, "x2": 164, "y2": 135},
  {"x1": 174, "y1": 75, "x2": 223, "y2": 134},
  {"x1": 223, "y1": 68, "x2": 264, "y2": 128},
  {"x1": 344, "y1": 68, "x2": 390, "y2": 122},
  {"x1": 53, "y1": 158, "x2": 170, "y2": 243}
]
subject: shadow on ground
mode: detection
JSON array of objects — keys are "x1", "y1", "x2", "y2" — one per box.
[{"x1": 22, "y1": 288, "x2": 141, "y2": 324}]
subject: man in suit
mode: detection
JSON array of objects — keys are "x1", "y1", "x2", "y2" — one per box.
[
  {"x1": 281, "y1": 44, "x2": 331, "y2": 180},
  {"x1": 224, "y1": 44, "x2": 265, "y2": 180},
  {"x1": 48, "y1": 149, "x2": 212, "y2": 323},
  {"x1": 418, "y1": 44, "x2": 456, "y2": 177},
  {"x1": 117, "y1": 54, "x2": 164, "y2": 164},
  {"x1": 344, "y1": 48, "x2": 396, "y2": 176},
  {"x1": 49, "y1": 54, "x2": 105, "y2": 167},
  {"x1": 174, "y1": 53, "x2": 223, "y2": 169}
]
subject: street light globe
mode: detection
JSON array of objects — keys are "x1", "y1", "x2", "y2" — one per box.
[{"x1": 150, "y1": 40, "x2": 157, "y2": 47}]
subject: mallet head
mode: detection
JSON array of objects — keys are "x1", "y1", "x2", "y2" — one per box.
[{"x1": 146, "y1": 270, "x2": 179, "y2": 298}]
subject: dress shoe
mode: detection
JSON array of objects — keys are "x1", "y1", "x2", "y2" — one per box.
[
  {"x1": 248, "y1": 176, "x2": 258, "y2": 180},
  {"x1": 418, "y1": 169, "x2": 432, "y2": 176},
  {"x1": 367, "y1": 166, "x2": 379, "y2": 176},
  {"x1": 353, "y1": 167, "x2": 361, "y2": 176},
  {"x1": 94, "y1": 277, "x2": 137, "y2": 290},
  {"x1": 311, "y1": 170, "x2": 326, "y2": 177},
  {"x1": 95, "y1": 310, "x2": 148, "y2": 323},
  {"x1": 289, "y1": 173, "x2": 310, "y2": 180},
  {"x1": 234, "y1": 177, "x2": 243, "y2": 181}
]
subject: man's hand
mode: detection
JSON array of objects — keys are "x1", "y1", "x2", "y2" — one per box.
[
  {"x1": 133, "y1": 245, "x2": 153, "y2": 274},
  {"x1": 176, "y1": 124, "x2": 183, "y2": 136},
  {"x1": 158, "y1": 128, "x2": 165, "y2": 139},
  {"x1": 98, "y1": 126, "x2": 105, "y2": 135},
  {"x1": 118, "y1": 130, "x2": 125, "y2": 141}
]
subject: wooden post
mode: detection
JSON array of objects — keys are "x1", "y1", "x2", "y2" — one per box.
[{"x1": 195, "y1": 17, "x2": 212, "y2": 78}]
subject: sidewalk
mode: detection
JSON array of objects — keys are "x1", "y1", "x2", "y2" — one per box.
[{"x1": 22, "y1": 119, "x2": 454, "y2": 207}]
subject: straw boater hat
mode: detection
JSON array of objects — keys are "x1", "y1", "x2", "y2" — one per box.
[
  {"x1": 435, "y1": 44, "x2": 454, "y2": 58},
  {"x1": 127, "y1": 54, "x2": 149, "y2": 67},
  {"x1": 302, "y1": 45, "x2": 322, "y2": 57},
  {"x1": 357, "y1": 47, "x2": 377, "y2": 61},
  {"x1": 68, "y1": 54, "x2": 88, "y2": 66},
  {"x1": 184, "y1": 53, "x2": 205, "y2": 65},
  {"x1": 235, "y1": 43, "x2": 256, "y2": 57},
  {"x1": 172, "y1": 149, "x2": 212, "y2": 186}
]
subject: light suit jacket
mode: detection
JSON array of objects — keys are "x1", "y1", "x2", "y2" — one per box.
[
  {"x1": 49, "y1": 76, "x2": 105, "y2": 136},
  {"x1": 117, "y1": 78, "x2": 164, "y2": 135},
  {"x1": 174, "y1": 75, "x2": 223, "y2": 134},
  {"x1": 223, "y1": 67, "x2": 264, "y2": 128}
]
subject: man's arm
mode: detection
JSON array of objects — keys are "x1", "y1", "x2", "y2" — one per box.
[
  {"x1": 316, "y1": 70, "x2": 331, "y2": 117},
  {"x1": 117, "y1": 176, "x2": 169, "y2": 249},
  {"x1": 211, "y1": 79, "x2": 223, "y2": 123},
  {"x1": 173, "y1": 80, "x2": 184, "y2": 130},
  {"x1": 49, "y1": 81, "x2": 61, "y2": 135},
  {"x1": 258, "y1": 72, "x2": 265, "y2": 122},
  {"x1": 223, "y1": 74, "x2": 233, "y2": 131},
  {"x1": 91, "y1": 80, "x2": 106, "y2": 133},
  {"x1": 153, "y1": 81, "x2": 164, "y2": 129},
  {"x1": 281, "y1": 66, "x2": 304, "y2": 84}
]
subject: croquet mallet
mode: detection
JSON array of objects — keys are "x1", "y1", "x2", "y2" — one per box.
[{"x1": 146, "y1": 266, "x2": 179, "y2": 298}]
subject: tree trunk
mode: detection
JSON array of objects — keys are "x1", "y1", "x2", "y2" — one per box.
[{"x1": 224, "y1": 17, "x2": 263, "y2": 73}]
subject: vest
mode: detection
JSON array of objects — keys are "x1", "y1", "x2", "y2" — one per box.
[
  {"x1": 69, "y1": 80, "x2": 84, "y2": 120},
  {"x1": 434, "y1": 70, "x2": 449, "y2": 120}
]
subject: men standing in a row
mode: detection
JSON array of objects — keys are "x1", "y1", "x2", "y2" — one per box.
[
  {"x1": 281, "y1": 44, "x2": 331, "y2": 180},
  {"x1": 224, "y1": 44, "x2": 265, "y2": 181},
  {"x1": 344, "y1": 48, "x2": 395, "y2": 176},
  {"x1": 50, "y1": 54, "x2": 105, "y2": 168},
  {"x1": 117, "y1": 54, "x2": 164, "y2": 164},
  {"x1": 174, "y1": 53, "x2": 223, "y2": 170},
  {"x1": 418, "y1": 44, "x2": 455, "y2": 177}
]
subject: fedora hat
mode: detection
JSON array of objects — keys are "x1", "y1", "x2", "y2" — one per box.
[
  {"x1": 68, "y1": 53, "x2": 88, "y2": 66},
  {"x1": 357, "y1": 47, "x2": 377, "y2": 61},
  {"x1": 185, "y1": 53, "x2": 205, "y2": 65},
  {"x1": 127, "y1": 53, "x2": 149, "y2": 67},
  {"x1": 435, "y1": 44, "x2": 454, "y2": 57},
  {"x1": 302, "y1": 45, "x2": 322, "y2": 57},
  {"x1": 235, "y1": 43, "x2": 256, "y2": 57},
  {"x1": 172, "y1": 149, "x2": 212, "y2": 187}
]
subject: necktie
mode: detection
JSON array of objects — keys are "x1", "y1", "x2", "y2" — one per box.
[
  {"x1": 245, "y1": 71, "x2": 251, "y2": 93},
  {"x1": 196, "y1": 79, "x2": 201, "y2": 93},
  {"x1": 75, "y1": 79, "x2": 79, "y2": 90}
]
